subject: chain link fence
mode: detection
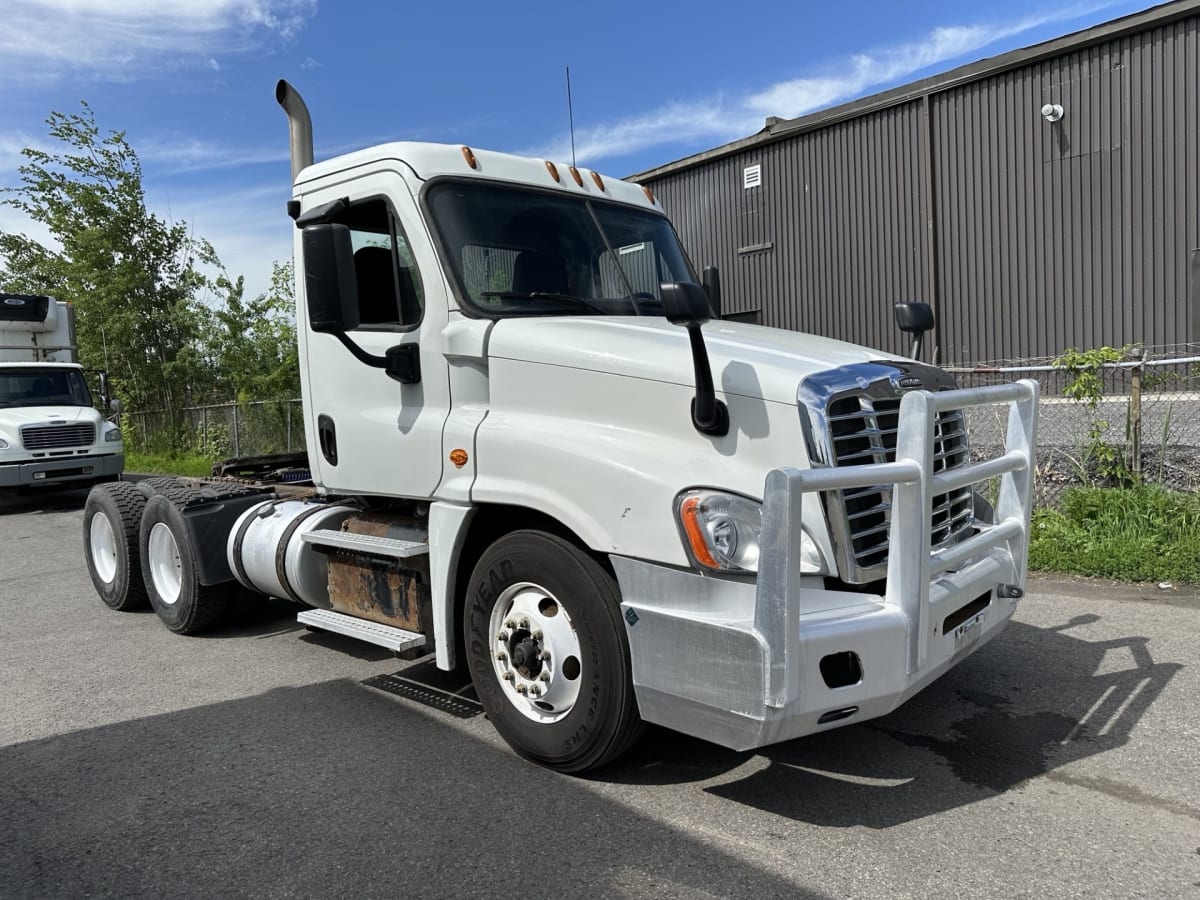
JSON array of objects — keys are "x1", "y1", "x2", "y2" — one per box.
[
  {"x1": 952, "y1": 344, "x2": 1200, "y2": 506},
  {"x1": 125, "y1": 399, "x2": 305, "y2": 459},
  {"x1": 124, "y1": 345, "x2": 1200, "y2": 507}
]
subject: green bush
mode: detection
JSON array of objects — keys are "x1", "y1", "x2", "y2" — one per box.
[{"x1": 1030, "y1": 485, "x2": 1200, "y2": 583}]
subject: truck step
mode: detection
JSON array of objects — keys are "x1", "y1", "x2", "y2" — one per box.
[
  {"x1": 301, "y1": 528, "x2": 429, "y2": 559},
  {"x1": 297, "y1": 608, "x2": 427, "y2": 653}
]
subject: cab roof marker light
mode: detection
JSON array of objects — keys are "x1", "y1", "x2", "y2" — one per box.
[
  {"x1": 569, "y1": 166, "x2": 584, "y2": 187},
  {"x1": 461, "y1": 146, "x2": 478, "y2": 169},
  {"x1": 642, "y1": 185, "x2": 656, "y2": 205},
  {"x1": 545, "y1": 161, "x2": 561, "y2": 183},
  {"x1": 590, "y1": 171, "x2": 605, "y2": 191}
]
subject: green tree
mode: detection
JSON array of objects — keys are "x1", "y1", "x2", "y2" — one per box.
[
  {"x1": 206, "y1": 260, "x2": 300, "y2": 401},
  {"x1": 0, "y1": 103, "x2": 215, "y2": 417}
]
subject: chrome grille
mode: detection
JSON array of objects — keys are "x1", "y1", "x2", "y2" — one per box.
[
  {"x1": 21, "y1": 422, "x2": 95, "y2": 450},
  {"x1": 828, "y1": 395, "x2": 972, "y2": 578},
  {"x1": 800, "y1": 364, "x2": 974, "y2": 584}
]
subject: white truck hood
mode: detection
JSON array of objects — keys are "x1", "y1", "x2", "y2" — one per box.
[
  {"x1": 486, "y1": 317, "x2": 904, "y2": 404},
  {"x1": 0, "y1": 405, "x2": 100, "y2": 426}
]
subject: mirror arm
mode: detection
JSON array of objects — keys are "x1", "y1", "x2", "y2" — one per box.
[
  {"x1": 330, "y1": 332, "x2": 421, "y2": 384},
  {"x1": 685, "y1": 325, "x2": 729, "y2": 436}
]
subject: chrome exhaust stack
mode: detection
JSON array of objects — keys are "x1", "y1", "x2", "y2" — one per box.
[{"x1": 275, "y1": 79, "x2": 313, "y2": 182}]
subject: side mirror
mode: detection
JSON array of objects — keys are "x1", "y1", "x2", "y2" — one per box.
[
  {"x1": 660, "y1": 281, "x2": 728, "y2": 437},
  {"x1": 302, "y1": 223, "x2": 361, "y2": 333},
  {"x1": 701, "y1": 265, "x2": 722, "y2": 320},
  {"x1": 660, "y1": 281, "x2": 712, "y2": 328},
  {"x1": 893, "y1": 301, "x2": 935, "y2": 359}
]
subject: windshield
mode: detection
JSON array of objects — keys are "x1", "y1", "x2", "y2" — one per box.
[
  {"x1": 0, "y1": 368, "x2": 93, "y2": 408},
  {"x1": 427, "y1": 180, "x2": 697, "y2": 317}
]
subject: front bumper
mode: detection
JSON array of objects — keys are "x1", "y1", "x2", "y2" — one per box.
[
  {"x1": 0, "y1": 452, "x2": 124, "y2": 487},
  {"x1": 614, "y1": 380, "x2": 1038, "y2": 751}
]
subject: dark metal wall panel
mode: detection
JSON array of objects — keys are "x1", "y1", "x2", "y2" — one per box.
[
  {"x1": 643, "y1": 9, "x2": 1200, "y2": 363},
  {"x1": 652, "y1": 104, "x2": 929, "y2": 357},
  {"x1": 933, "y1": 14, "x2": 1199, "y2": 362}
]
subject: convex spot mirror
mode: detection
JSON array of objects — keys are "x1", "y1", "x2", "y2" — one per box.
[{"x1": 302, "y1": 223, "x2": 361, "y2": 333}]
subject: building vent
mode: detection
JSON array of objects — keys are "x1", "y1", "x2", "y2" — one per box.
[{"x1": 743, "y1": 164, "x2": 762, "y2": 190}]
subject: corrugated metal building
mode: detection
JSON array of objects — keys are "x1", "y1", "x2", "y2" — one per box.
[{"x1": 630, "y1": 1, "x2": 1200, "y2": 364}]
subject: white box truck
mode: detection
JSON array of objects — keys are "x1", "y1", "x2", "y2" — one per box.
[
  {"x1": 0, "y1": 293, "x2": 124, "y2": 492},
  {"x1": 80, "y1": 82, "x2": 1037, "y2": 772}
]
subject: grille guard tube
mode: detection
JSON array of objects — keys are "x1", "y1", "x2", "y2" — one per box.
[{"x1": 756, "y1": 379, "x2": 1039, "y2": 707}]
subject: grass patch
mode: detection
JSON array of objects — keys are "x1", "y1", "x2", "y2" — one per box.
[
  {"x1": 1030, "y1": 485, "x2": 1200, "y2": 584},
  {"x1": 125, "y1": 451, "x2": 217, "y2": 478}
]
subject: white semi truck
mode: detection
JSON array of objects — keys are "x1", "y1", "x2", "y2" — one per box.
[
  {"x1": 80, "y1": 81, "x2": 1037, "y2": 772},
  {"x1": 0, "y1": 294, "x2": 124, "y2": 492}
]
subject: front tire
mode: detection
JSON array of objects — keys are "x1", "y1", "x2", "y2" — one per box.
[
  {"x1": 83, "y1": 482, "x2": 149, "y2": 611},
  {"x1": 139, "y1": 494, "x2": 230, "y2": 634},
  {"x1": 464, "y1": 530, "x2": 643, "y2": 773}
]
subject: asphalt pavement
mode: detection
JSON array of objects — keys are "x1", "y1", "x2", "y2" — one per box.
[{"x1": 2, "y1": 486, "x2": 1198, "y2": 898}]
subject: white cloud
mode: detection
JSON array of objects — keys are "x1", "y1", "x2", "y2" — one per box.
[
  {"x1": 528, "y1": 2, "x2": 1117, "y2": 167},
  {"x1": 0, "y1": 0, "x2": 316, "y2": 82}
]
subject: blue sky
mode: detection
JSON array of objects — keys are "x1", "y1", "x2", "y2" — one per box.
[{"x1": 0, "y1": 0, "x2": 1161, "y2": 301}]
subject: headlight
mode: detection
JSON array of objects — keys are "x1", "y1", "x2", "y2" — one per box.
[
  {"x1": 676, "y1": 489, "x2": 828, "y2": 575},
  {"x1": 103, "y1": 424, "x2": 122, "y2": 443}
]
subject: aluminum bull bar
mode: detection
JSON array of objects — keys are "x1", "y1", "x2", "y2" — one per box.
[{"x1": 756, "y1": 379, "x2": 1039, "y2": 708}]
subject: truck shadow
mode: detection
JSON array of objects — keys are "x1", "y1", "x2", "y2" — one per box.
[
  {"x1": 604, "y1": 615, "x2": 1184, "y2": 827},
  {"x1": 0, "y1": 485, "x2": 91, "y2": 516},
  {"x1": 0, "y1": 680, "x2": 820, "y2": 899}
]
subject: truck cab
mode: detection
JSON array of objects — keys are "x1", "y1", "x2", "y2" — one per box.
[
  {"x1": 80, "y1": 82, "x2": 1037, "y2": 774},
  {"x1": 0, "y1": 295, "x2": 124, "y2": 491}
]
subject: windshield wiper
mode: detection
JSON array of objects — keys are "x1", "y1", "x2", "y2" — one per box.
[{"x1": 480, "y1": 291, "x2": 605, "y2": 315}]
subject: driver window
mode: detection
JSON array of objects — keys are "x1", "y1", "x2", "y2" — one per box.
[{"x1": 330, "y1": 197, "x2": 424, "y2": 329}]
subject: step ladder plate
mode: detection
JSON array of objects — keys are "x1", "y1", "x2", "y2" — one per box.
[
  {"x1": 301, "y1": 528, "x2": 429, "y2": 559},
  {"x1": 297, "y1": 608, "x2": 426, "y2": 653}
]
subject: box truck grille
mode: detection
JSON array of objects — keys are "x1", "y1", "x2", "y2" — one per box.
[
  {"x1": 800, "y1": 365, "x2": 974, "y2": 585},
  {"x1": 21, "y1": 422, "x2": 95, "y2": 450}
]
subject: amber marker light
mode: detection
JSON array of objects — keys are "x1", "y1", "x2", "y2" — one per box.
[
  {"x1": 590, "y1": 171, "x2": 605, "y2": 191},
  {"x1": 449, "y1": 449, "x2": 469, "y2": 468},
  {"x1": 569, "y1": 166, "x2": 583, "y2": 186},
  {"x1": 642, "y1": 185, "x2": 656, "y2": 205},
  {"x1": 679, "y1": 495, "x2": 720, "y2": 569},
  {"x1": 461, "y1": 146, "x2": 478, "y2": 169},
  {"x1": 545, "y1": 161, "x2": 560, "y2": 182}
]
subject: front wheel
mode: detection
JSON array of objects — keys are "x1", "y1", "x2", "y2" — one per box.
[{"x1": 464, "y1": 531, "x2": 643, "y2": 773}]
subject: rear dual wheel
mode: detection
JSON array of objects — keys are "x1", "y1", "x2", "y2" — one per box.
[
  {"x1": 138, "y1": 494, "x2": 230, "y2": 634},
  {"x1": 83, "y1": 482, "x2": 149, "y2": 611}
]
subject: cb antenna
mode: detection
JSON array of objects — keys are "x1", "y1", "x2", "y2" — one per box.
[{"x1": 566, "y1": 65, "x2": 577, "y2": 167}]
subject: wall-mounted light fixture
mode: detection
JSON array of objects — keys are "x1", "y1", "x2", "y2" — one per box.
[{"x1": 1040, "y1": 103, "x2": 1065, "y2": 123}]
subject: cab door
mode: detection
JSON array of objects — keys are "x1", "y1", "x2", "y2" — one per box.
[{"x1": 296, "y1": 167, "x2": 449, "y2": 499}]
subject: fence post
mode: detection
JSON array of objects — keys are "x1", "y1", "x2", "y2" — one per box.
[
  {"x1": 232, "y1": 404, "x2": 241, "y2": 457},
  {"x1": 1129, "y1": 352, "x2": 1143, "y2": 481},
  {"x1": 286, "y1": 404, "x2": 292, "y2": 452},
  {"x1": 201, "y1": 407, "x2": 208, "y2": 454}
]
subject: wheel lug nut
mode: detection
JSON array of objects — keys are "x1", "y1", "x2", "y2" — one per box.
[
  {"x1": 529, "y1": 685, "x2": 541, "y2": 697},
  {"x1": 538, "y1": 651, "x2": 550, "y2": 662},
  {"x1": 532, "y1": 629, "x2": 543, "y2": 641},
  {"x1": 502, "y1": 671, "x2": 514, "y2": 681},
  {"x1": 516, "y1": 684, "x2": 528, "y2": 695},
  {"x1": 521, "y1": 618, "x2": 530, "y2": 629},
  {"x1": 504, "y1": 619, "x2": 516, "y2": 630},
  {"x1": 539, "y1": 671, "x2": 550, "y2": 682},
  {"x1": 496, "y1": 652, "x2": 507, "y2": 662},
  {"x1": 498, "y1": 631, "x2": 509, "y2": 642}
]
